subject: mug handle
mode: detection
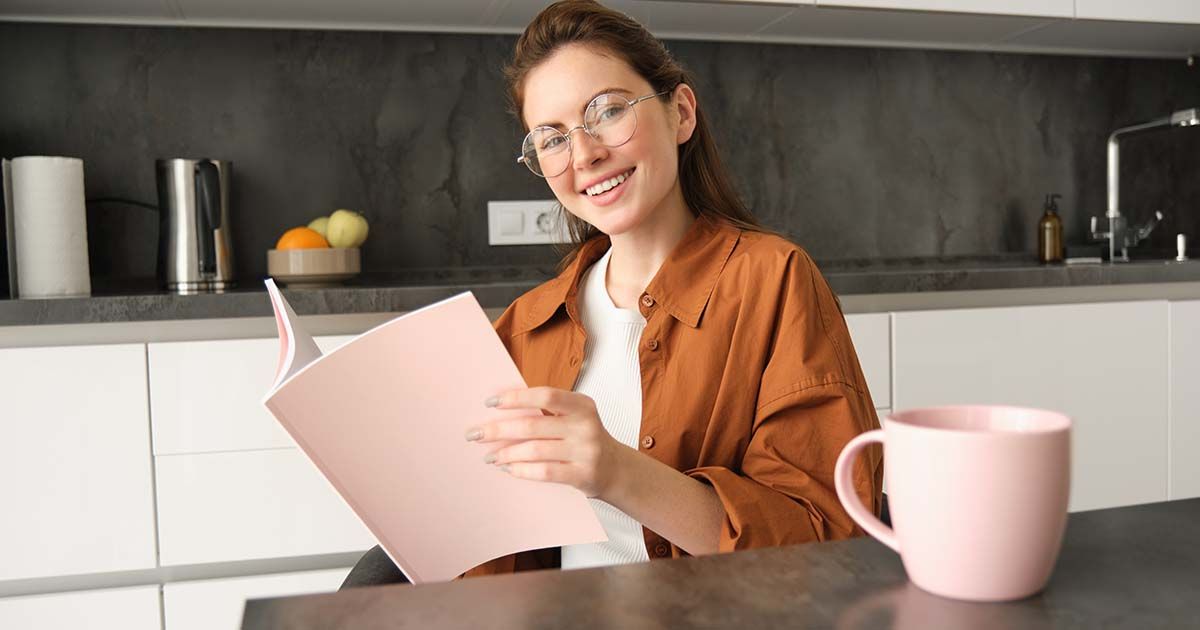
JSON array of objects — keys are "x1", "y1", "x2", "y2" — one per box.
[{"x1": 835, "y1": 429, "x2": 899, "y2": 553}]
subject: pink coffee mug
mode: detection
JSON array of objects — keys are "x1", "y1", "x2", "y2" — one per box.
[{"x1": 835, "y1": 405, "x2": 1072, "y2": 602}]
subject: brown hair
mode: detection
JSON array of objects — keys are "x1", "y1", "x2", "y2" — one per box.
[{"x1": 504, "y1": 0, "x2": 773, "y2": 270}]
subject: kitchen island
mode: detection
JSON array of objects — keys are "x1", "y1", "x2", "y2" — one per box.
[{"x1": 242, "y1": 498, "x2": 1200, "y2": 630}]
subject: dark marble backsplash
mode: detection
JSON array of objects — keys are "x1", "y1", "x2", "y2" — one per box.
[{"x1": 2, "y1": 21, "x2": 1200, "y2": 290}]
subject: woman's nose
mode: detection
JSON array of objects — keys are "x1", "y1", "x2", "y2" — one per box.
[{"x1": 570, "y1": 128, "x2": 607, "y2": 170}]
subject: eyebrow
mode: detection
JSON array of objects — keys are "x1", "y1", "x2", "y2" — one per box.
[{"x1": 533, "y1": 86, "x2": 634, "y2": 130}]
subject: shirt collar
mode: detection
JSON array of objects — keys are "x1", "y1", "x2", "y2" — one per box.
[{"x1": 517, "y1": 215, "x2": 741, "y2": 334}]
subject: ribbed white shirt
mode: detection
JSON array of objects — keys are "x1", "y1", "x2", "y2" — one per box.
[{"x1": 559, "y1": 247, "x2": 652, "y2": 570}]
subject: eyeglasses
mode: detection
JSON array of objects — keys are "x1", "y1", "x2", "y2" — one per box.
[{"x1": 517, "y1": 90, "x2": 672, "y2": 178}]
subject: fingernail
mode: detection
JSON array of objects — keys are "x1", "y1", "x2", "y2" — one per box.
[
  {"x1": 484, "y1": 396, "x2": 500, "y2": 408},
  {"x1": 465, "y1": 428, "x2": 483, "y2": 441},
  {"x1": 483, "y1": 453, "x2": 497, "y2": 464}
]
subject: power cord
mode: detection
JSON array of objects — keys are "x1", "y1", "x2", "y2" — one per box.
[{"x1": 86, "y1": 197, "x2": 159, "y2": 212}]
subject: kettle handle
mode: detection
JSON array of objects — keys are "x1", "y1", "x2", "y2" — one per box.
[{"x1": 194, "y1": 160, "x2": 221, "y2": 275}]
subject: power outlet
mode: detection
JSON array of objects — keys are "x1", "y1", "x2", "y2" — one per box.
[{"x1": 487, "y1": 200, "x2": 571, "y2": 245}]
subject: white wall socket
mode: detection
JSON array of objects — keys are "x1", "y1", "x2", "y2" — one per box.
[{"x1": 487, "y1": 200, "x2": 572, "y2": 245}]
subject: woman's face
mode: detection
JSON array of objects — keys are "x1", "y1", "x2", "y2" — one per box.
[{"x1": 521, "y1": 44, "x2": 694, "y2": 237}]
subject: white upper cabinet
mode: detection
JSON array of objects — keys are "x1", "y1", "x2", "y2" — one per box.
[
  {"x1": 813, "y1": 1, "x2": 1073, "y2": 19},
  {"x1": 0, "y1": 0, "x2": 170, "y2": 20},
  {"x1": 760, "y1": 4, "x2": 1054, "y2": 49},
  {"x1": 173, "y1": 0, "x2": 508, "y2": 30},
  {"x1": 1076, "y1": 0, "x2": 1200, "y2": 24},
  {"x1": 2, "y1": 0, "x2": 1200, "y2": 57}
]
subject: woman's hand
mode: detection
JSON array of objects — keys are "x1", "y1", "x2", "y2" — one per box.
[{"x1": 465, "y1": 386, "x2": 626, "y2": 499}]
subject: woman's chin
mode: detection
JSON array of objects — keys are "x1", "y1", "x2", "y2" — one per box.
[{"x1": 589, "y1": 212, "x2": 646, "y2": 237}]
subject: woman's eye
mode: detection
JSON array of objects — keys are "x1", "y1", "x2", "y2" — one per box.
[
  {"x1": 541, "y1": 135, "x2": 565, "y2": 151},
  {"x1": 597, "y1": 105, "x2": 624, "y2": 122}
]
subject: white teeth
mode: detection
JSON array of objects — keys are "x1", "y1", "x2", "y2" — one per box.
[{"x1": 586, "y1": 170, "x2": 632, "y2": 196}]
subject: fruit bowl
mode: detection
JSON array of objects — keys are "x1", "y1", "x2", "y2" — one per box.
[{"x1": 267, "y1": 247, "x2": 361, "y2": 288}]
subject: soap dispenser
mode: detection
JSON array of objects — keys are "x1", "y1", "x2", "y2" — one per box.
[{"x1": 1038, "y1": 194, "x2": 1064, "y2": 264}]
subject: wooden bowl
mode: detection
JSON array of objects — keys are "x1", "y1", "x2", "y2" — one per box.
[{"x1": 267, "y1": 247, "x2": 361, "y2": 288}]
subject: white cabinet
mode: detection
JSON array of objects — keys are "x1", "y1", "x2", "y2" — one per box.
[
  {"x1": 893, "y1": 301, "x2": 1169, "y2": 512},
  {"x1": 814, "y1": 0, "x2": 1073, "y2": 19},
  {"x1": 0, "y1": 0, "x2": 171, "y2": 20},
  {"x1": 155, "y1": 449, "x2": 375, "y2": 566},
  {"x1": 163, "y1": 568, "x2": 347, "y2": 630},
  {"x1": 5, "y1": 0, "x2": 1200, "y2": 57},
  {"x1": 148, "y1": 335, "x2": 354, "y2": 455},
  {"x1": 1170, "y1": 300, "x2": 1200, "y2": 500},
  {"x1": 0, "y1": 344, "x2": 157, "y2": 581},
  {"x1": 0, "y1": 585, "x2": 161, "y2": 630},
  {"x1": 845, "y1": 313, "x2": 891, "y2": 409},
  {"x1": 1076, "y1": 0, "x2": 1200, "y2": 24}
]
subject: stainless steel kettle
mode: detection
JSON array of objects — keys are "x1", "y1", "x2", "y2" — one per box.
[{"x1": 155, "y1": 158, "x2": 235, "y2": 293}]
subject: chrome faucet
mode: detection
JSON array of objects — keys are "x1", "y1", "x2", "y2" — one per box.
[{"x1": 1091, "y1": 107, "x2": 1199, "y2": 262}]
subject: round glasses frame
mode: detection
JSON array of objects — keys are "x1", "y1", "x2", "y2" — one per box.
[{"x1": 517, "y1": 90, "x2": 672, "y2": 178}]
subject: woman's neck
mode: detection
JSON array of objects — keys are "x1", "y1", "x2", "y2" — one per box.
[{"x1": 604, "y1": 187, "x2": 695, "y2": 310}]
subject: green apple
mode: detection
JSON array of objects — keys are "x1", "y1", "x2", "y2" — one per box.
[
  {"x1": 307, "y1": 216, "x2": 330, "y2": 239},
  {"x1": 326, "y1": 209, "x2": 369, "y2": 248}
]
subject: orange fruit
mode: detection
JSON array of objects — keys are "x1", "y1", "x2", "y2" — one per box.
[{"x1": 276, "y1": 226, "x2": 330, "y2": 250}]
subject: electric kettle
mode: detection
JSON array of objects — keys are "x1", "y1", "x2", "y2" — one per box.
[{"x1": 155, "y1": 158, "x2": 235, "y2": 293}]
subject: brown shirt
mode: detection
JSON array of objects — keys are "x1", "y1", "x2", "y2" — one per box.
[{"x1": 465, "y1": 215, "x2": 883, "y2": 577}]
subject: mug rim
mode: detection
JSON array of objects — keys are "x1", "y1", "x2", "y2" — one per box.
[{"x1": 884, "y1": 404, "x2": 1071, "y2": 435}]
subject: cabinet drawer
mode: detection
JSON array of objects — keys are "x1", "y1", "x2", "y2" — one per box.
[
  {"x1": 845, "y1": 313, "x2": 891, "y2": 409},
  {"x1": 155, "y1": 449, "x2": 375, "y2": 566},
  {"x1": 148, "y1": 335, "x2": 355, "y2": 455},
  {"x1": 164, "y1": 568, "x2": 347, "y2": 630},
  {"x1": 0, "y1": 585, "x2": 161, "y2": 630}
]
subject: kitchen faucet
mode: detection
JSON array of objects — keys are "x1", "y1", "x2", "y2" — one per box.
[{"x1": 1090, "y1": 107, "x2": 1199, "y2": 262}]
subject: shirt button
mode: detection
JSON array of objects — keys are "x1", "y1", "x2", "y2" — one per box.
[
  {"x1": 640, "y1": 294, "x2": 655, "y2": 308},
  {"x1": 641, "y1": 435, "x2": 655, "y2": 449},
  {"x1": 654, "y1": 543, "x2": 670, "y2": 557},
  {"x1": 646, "y1": 339, "x2": 659, "y2": 351}
]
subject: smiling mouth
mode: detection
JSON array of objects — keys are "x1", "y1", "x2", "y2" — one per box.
[{"x1": 585, "y1": 168, "x2": 635, "y2": 197}]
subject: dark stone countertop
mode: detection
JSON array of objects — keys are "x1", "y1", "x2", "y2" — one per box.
[
  {"x1": 3, "y1": 253, "x2": 1200, "y2": 327},
  {"x1": 241, "y1": 498, "x2": 1200, "y2": 630}
]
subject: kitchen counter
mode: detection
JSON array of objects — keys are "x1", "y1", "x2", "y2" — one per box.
[
  {"x1": 3, "y1": 255, "x2": 1200, "y2": 327},
  {"x1": 241, "y1": 498, "x2": 1200, "y2": 630}
]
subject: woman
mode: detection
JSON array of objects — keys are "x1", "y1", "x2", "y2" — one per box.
[{"x1": 342, "y1": 0, "x2": 882, "y2": 587}]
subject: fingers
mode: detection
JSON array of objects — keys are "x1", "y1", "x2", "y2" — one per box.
[
  {"x1": 466, "y1": 416, "x2": 569, "y2": 443},
  {"x1": 498, "y1": 461, "x2": 575, "y2": 484},
  {"x1": 486, "y1": 386, "x2": 594, "y2": 416},
  {"x1": 488, "y1": 439, "x2": 571, "y2": 465}
]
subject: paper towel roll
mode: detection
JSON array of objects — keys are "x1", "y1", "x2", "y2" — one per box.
[{"x1": 5, "y1": 156, "x2": 92, "y2": 298}]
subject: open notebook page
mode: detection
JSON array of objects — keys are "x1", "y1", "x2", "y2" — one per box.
[
  {"x1": 259, "y1": 281, "x2": 607, "y2": 582},
  {"x1": 264, "y1": 278, "x2": 324, "y2": 391}
]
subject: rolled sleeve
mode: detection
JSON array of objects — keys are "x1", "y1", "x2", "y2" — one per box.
[
  {"x1": 687, "y1": 378, "x2": 880, "y2": 551},
  {"x1": 683, "y1": 247, "x2": 882, "y2": 553}
]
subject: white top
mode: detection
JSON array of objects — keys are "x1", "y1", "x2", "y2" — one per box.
[{"x1": 559, "y1": 247, "x2": 652, "y2": 570}]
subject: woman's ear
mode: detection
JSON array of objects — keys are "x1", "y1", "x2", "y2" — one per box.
[{"x1": 673, "y1": 83, "x2": 699, "y2": 145}]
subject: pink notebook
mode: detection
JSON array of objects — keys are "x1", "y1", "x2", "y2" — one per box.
[{"x1": 261, "y1": 279, "x2": 606, "y2": 583}]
